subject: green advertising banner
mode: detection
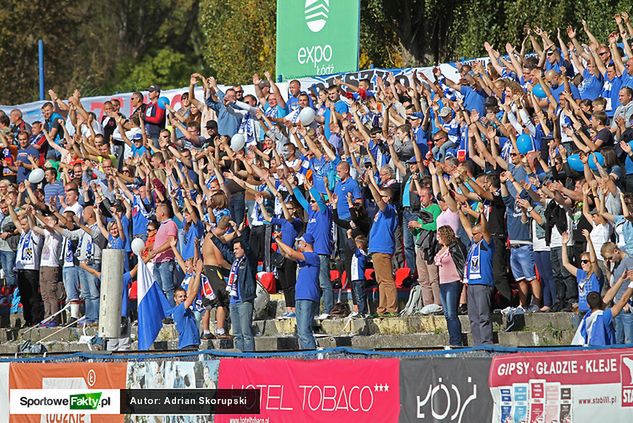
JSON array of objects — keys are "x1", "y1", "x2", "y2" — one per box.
[{"x1": 276, "y1": 0, "x2": 360, "y2": 81}]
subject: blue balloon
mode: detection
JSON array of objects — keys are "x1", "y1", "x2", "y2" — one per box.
[
  {"x1": 588, "y1": 152, "x2": 605, "y2": 170},
  {"x1": 516, "y1": 133, "x2": 534, "y2": 155},
  {"x1": 567, "y1": 154, "x2": 584, "y2": 172},
  {"x1": 157, "y1": 96, "x2": 170, "y2": 109},
  {"x1": 533, "y1": 83, "x2": 547, "y2": 99}
]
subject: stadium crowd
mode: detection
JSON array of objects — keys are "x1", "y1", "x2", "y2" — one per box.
[{"x1": 3, "y1": 15, "x2": 633, "y2": 350}]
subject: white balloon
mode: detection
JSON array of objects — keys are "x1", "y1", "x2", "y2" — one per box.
[
  {"x1": 230, "y1": 133, "x2": 246, "y2": 152},
  {"x1": 28, "y1": 168, "x2": 45, "y2": 184},
  {"x1": 131, "y1": 238, "x2": 145, "y2": 256},
  {"x1": 299, "y1": 107, "x2": 316, "y2": 126}
]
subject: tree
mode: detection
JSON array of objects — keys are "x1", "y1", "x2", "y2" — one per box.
[{"x1": 198, "y1": 0, "x2": 276, "y2": 85}]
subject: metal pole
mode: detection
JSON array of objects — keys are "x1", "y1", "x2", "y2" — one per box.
[{"x1": 38, "y1": 40, "x2": 45, "y2": 101}]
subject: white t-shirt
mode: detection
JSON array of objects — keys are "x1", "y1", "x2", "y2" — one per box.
[
  {"x1": 589, "y1": 223, "x2": 611, "y2": 261},
  {"x1": 64, "y1": 202, "x2": 84, "y2": 221},
  {"x1": 531, "y1": 220, "x2": 550, "y2": 252},
  {"x1": 549, "y1": 214, "x2": 574, "y2": 248},
  {"x1": 40, "y1": 229, "x2": 62, "y2": 268},
  {"x1": 15, "y1": 231, "x2": 42, "y2": 271}
]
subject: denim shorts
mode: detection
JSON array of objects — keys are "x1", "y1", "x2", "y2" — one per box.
[{"x1": 510, "y1": 244, "x2": 536, "y2": 281}]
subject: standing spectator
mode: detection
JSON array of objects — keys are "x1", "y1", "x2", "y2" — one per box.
[
  {"x1": 409, "y1": 185, "x2": 442, "y2": 308},
  {"x1": 144, "y1": 85, "x2": 166, "y2": 142},
  {"x1": 205, "y1": 77, "x2": 243, "y2": 137},
  {"x1": 561, "y1": 231, "x2": 602, "y2": 315},
  {"x1": 29, "y1": 210, "x2": 63, "y2": 326},
  {"x1": 601, "y1": 242, "x2": 633, "y2": 344},
  {"x1": 435, "y1": 225, "x2": 466, "y2": 346},
  {"x1": 11, "y1": 132, "x2": 38, "y2": 184},
  {"x1": 458, "y1": 205, "x2": 495, "y2": 345},
  {"x1": 56, "y1": 206, "x2": 107, "y2": 325},
  {"x1": 275, "y1": 233, "x2": 320, "y2": 350},
  {"x1": 366, "y1": 172, "x2": 398, "y2": 316},
  {"x1": 0, "y1": 199, "x2": 18, "y2": 288},
  {"x1": 8, "y1": 206, "x2": 43, "y2": 327},
  {"x1": 146, "y1": 204, "x2": 178, "y2": 306},
  {"x1": 171, "y1": 259, "x2": 203, "y2": 351}
]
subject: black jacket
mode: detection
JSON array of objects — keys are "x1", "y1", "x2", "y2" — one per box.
[{"x1": 212, "y1": 229, "x2": 257, "y2": 302}]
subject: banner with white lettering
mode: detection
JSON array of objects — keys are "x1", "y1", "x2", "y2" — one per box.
[
  {"x1": 489, "y1": 347, "x2": 633, "y2": 422},
  {"x1": 8, "y1": 362, "x2": 127, "y2": 423},
  {"x1": 216, "y1": 358, "x2": 400, "y2": 423},
  {"x1": 399, "y1": 357, "x2": 493, "y2": 423},
  {"x1": 0, "y1": 64, "x2": 463, "y2": 125}
]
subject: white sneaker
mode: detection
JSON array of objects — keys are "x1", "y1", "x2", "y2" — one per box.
[
  {"x1": 349, "y1": 311, "x2": 359, "y2": 318},
  {"x1": 315, "y1": 313, "x2": 330, "y2": 321}
]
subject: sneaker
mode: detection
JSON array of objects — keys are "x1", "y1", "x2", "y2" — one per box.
[
  {"x1": 349, "y1": 311, "x2": 360, "y2": 318},
  {"x1": 527, "y1": 304, "x2": 540, "y2": 313},
  {"x1": 458, "y1": 304, "x2": 468, "y2": 315},
  {"x1": 419, "y1": 304, "x2": 443, "y2": 315},
  {"x1": 68, "y1": 317, "x2": 78, "y2": 327},
  {"x1": 46, "y1": 321, "x2": 58, "y2": 328},
  {"x1": 162, "y1": 318, "x2": 174, "y2": 325},
  {"x1": 539, "y1": 306, "x2": 551, "y2": 313},
  {"x1": 315, "y1": 313, "x2": 330, "y2": 321},
  {"x1": 285, "y1": 312, "x2": 296, "y2": 318},
  {"x1": 277, "y1": 312, "x2": 289, "y2": 320},
  {"x1": 201, "y1": 332, "x2": 215, "y2": 340}
]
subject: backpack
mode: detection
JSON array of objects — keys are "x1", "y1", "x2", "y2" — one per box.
[
  {"x1": 330, "y1": 302, "x2": 351, "y2": 318},
  {"x1": 400, "y1": 285, "x2": 423, "y2": 316}
]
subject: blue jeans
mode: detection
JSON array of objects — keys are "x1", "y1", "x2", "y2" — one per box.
[
  {"x1": 402, "y1": 211, "x2": 417, "y2": 275},
  {"x1": 62, "y1": 266, "x2": 81, "y2": 301},
  {"x1": 154, "y1": 260, "x2": 176, "y2": 307},
  {"x1": 229, "y1": 192, "x2": 245, "y2": 225},
  {"x1": 440, "y1": 281, "x2": 463, "y2": 346},
  {"x1": 351, "y1": 280, "x2": 367, "y2": 315},
  {"x1": 0, "y1": 250, "x2": 16, "y2": 286},
  {"x1": 318, "y1": 255, "x2": 333, "y2": 314},
  {"x1": 230, "y1": 300, "x2": 254, "y2": 351},
  {"x1": 615, "y1": 312, "x2": 633, "y2": 344},
  {"x1": 296, "y1": 300, "x2": 317, "y2": 349},
  {"x1": 78, "y1": 264, "x2": 100, "y2": 322},
  {"x1": 534, "y1": 250, "x2": 555, "y2": 307}
]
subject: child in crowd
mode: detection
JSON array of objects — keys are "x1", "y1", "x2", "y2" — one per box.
[{"x1": 348, "y1": 230, "x2": 368, "y2": 317}]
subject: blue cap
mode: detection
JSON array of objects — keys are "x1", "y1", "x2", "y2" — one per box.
[{"x1": 298, "y1": 233, "x2": 315, "y2": 245}]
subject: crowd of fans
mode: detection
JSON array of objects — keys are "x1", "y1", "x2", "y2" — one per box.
[{"x1": 3, "y1": 15, "x2": 633, "y2": 350}]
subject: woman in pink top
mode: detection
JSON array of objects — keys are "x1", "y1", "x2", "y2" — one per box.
[{"x1": 434, "y1": 225, "x2": 467, "y2": 346}]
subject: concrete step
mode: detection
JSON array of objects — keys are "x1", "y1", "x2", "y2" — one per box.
[
  {"x1": 0, "y1": 311, "x2": 579, "y2": 343},
  {"x1": 0, "y1": 328, "x2": 577, "y2": 355}
]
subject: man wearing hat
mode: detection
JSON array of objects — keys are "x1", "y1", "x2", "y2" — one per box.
[
  {"x1": 274, "y1": 232, "x2": 320, "y2": 349},
  {"x1": 144, "y1": 85, "x2": 166, "y2": 142}
]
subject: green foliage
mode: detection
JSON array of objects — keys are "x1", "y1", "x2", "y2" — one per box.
[
  {"x1": 198, "y1": 0, "x2": 276, "y2": 85},
  {"x1": 110, "y1": 48, "x2": 191, "y2": 93}
]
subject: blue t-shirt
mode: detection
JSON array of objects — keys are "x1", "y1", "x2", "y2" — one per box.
[
  {"x1": 171, "y1": 302, "x2": 200, "y2": 349},
  {"x1": 580, "y1": 308, "x2": 616, "y2": 346},
  {"x1": 615, "y1": 215, "x2": 633, "y2": 255},
  {"x1": 121, "y1": 215, "x2": 132, "y2": 252},
  {"x1": 579, "y1": 69, "x2": 603, "y2": 101},
  {"x1": 308, "y1": 155, "x2": 339, "y2": 195},
  {"x1": 296, "y1": 252, "x2": 321, "y2": 301},
  {"x1": 333, "y1": 177, "x2": 362, "y2": 220},
  {"x1": 576, "y1": 269, "x2": 602, "y2": 313},
  {"x1": 323, "y1": 100, "x2": 349, "y2": 139},
  {"x1": 602, "y1": 74, "x2": 623, "y2": 116},
  {"x1": 16, "y1": 146, "x2": 39, "y2": 183},
  {"x1": 181, "y1": 221, "x2": 203, "y2": 261},
  {"x1": 460, "y1": 85, "x2": 486, "y2": 116},
  {"x1": 466, "y1": 239, "x2": 494, "y2": 286},
  {"x1": 271, "y1": 217, "x2": 302, "y2": 246},
  {"x1": 306, "y1": 205, "x2": 333, "y2": 255},
  {"x1": 131, "y1": 196, "x2": 151, "y2": 236},
  {"x1": 368, "y1": 204, "x2": 398, "y2": 254}
]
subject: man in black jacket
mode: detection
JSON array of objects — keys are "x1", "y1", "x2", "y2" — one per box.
[{"x1": 211, "y1": 228, "x2": 257, "y2": 351}]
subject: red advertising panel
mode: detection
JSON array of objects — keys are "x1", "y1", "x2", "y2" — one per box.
[{"x1": 216, "y1": 358, "x2": 400, "y2": 423}]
